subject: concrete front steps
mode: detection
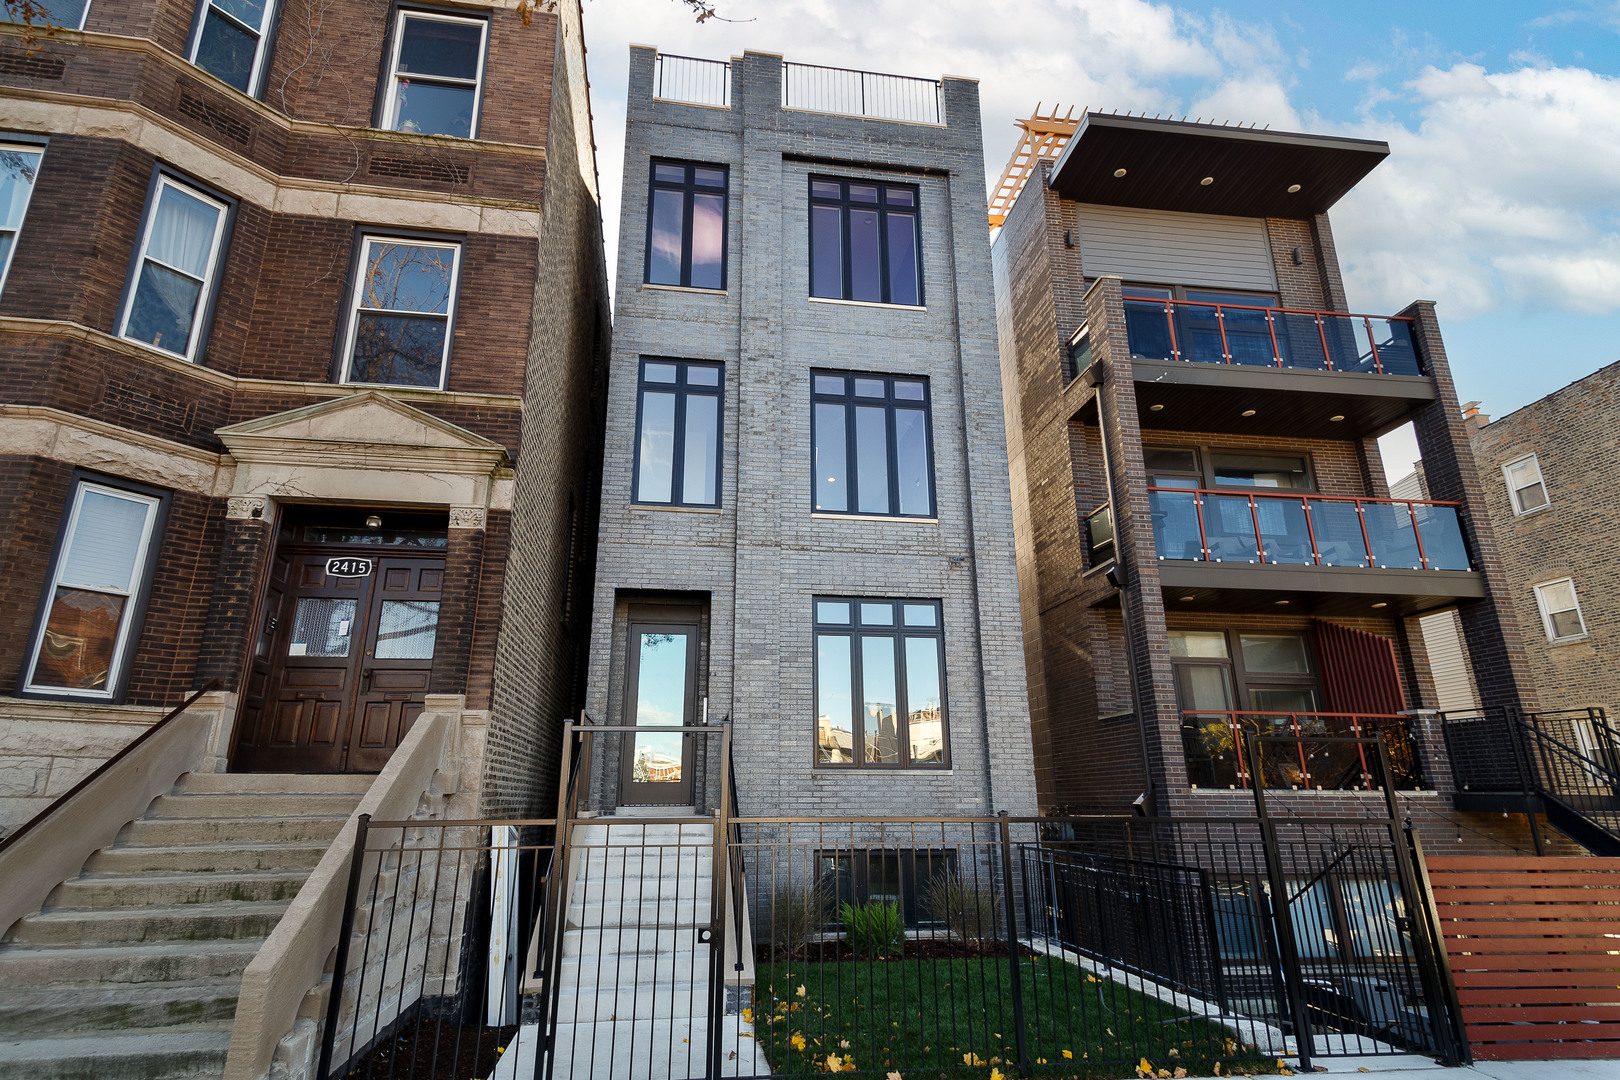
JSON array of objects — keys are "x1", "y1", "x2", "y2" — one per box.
[{"x1": 0, "y1": 771, "x2": 371, "y2": 1080}]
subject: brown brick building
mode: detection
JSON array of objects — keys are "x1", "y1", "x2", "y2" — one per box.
[
  {"x1": 0, "y1": 0, "x2": 609, "y2": 830},
  {"x1": 992, "y1": 112, "x2": 1545, "y2": 850},
  {"x1": 1464, "y1": 363, "x2": 1620, "y2": 719}
]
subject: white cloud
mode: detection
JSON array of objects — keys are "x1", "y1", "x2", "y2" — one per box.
[{"x1": 1331, "y1": 62, "x2": 1620, "y2": 320}]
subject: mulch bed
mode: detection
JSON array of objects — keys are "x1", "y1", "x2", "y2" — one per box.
[{"x1": 342, "y1": 1016, "x2": 519, "y2": 1078}]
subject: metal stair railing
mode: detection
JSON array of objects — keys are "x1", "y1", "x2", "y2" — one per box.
[{"x1": 1518, "y1": 710, "x2": 1620, "y2": 855}]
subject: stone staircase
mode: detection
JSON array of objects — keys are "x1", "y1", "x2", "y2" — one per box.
[{"x1": 0, "y1": 772, "x2": 371, "y2": 1080}]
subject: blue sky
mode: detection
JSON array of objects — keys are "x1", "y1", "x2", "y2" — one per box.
[{"x1": 581, "y1": 0, "x2": 1620, "y2": 474}]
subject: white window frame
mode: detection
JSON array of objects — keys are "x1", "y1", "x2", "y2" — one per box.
[
  {"x1": 18, "y1": 0, "x2": 92, "y2": 30},
  {"x1": 117, "y1": 174, "x2": 230, "y2": 363},
  {"x1": 379, "y1": 10, "x2": 488, "y2": 139},
  {"x1": 0, "y1": 141, "x2": 45, "y2": 299},
  {"x1": 1533, "y1": 577, "x2": 1588, "y2": 643},
  {"x1": 186, "y1": 0, "x2": 281, "y2": 96},
  {"x1": 1502, "y1": 453, "x2": 1551, "y2": 517},
  {"x1": 24, "y1": 481, "x2": 163, "y2": 700},
  {"x1": 340, "y1": 234, "x2": 462, "y2": 391}
]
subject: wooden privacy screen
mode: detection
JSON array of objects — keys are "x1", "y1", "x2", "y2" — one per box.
[{"x1": 1427, "y1": 856, "x2": 1620, "y2": 1060}]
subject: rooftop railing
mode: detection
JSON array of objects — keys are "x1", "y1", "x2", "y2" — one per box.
[
  {"x1": 781, "y1": 60, "x2": 941, "y2": 124},
  {"x1": 1148, "y1": 487, "x2": 1471, "y2": 571},
  {"x1": 653, "y1": 53, "x2": 731, "y2": 108},
  {"x1": 1182, "y1": 711, "x2": 1424, "y2": 791},
  {"x1": 1124, "y1": 297, "x2": 1422, "y2": 376}
]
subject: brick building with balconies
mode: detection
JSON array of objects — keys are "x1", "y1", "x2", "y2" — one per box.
[{"x1": 991, "y1": 111, "x2": 1544, "y2": 848}]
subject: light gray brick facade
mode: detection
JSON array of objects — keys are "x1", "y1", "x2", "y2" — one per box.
[{"x1": 586, "y1": 48, "x2": 1036, "y2": 817}]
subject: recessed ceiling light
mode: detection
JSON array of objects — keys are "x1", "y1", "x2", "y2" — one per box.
[
  {"x1": 1150, "y1": 403, "x2": 1165, "y2": 411},
  {"x1": 1275, "y1": 599, "x2": 1290, "y2": 605},
  {"x1": 1287, "y1": 183, "x2": 1302, "y2": 193},
  {"x1": 1113, "y1": 167, "x2": 1128, "y2": 178},
  {"x1": 1241, "y1": 409, "x2": 1257, "y2": 417},
  {"x1": 1200, "y1": 176, "x2": 1215, "y2": 186},
  {"x1": 1180, "y1": 595, "x2": 1196, "y2": 602},
  {"x1": 1372, "y1": 602, "x2": 1388, "y2": 609},
  {"x1": 1329, "y1": 414, "x2": 1346, "y2": 422}
]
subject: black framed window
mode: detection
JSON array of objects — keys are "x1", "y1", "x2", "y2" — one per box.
[
  {"x1": 812, "y1": 371, "x2": 933, "y2": 517},
  {"x1": 818, "y1": 847, "x2": 956, "y2": 927},
  {"x1": 809, "y1": 177, "x2": 921, "y2": 306},
  {"x1": 814, "y1": 596, "x2": 946, "y2": 768},
  {"x1": 187, "y1": 0, "x2": 279, "y2": 94},
  {"x1": 23, "y1": 476, "x2": 167, "y2": 700},
  {"x1": 633, "y1": 359, "x2": 723, "y2": 506},
  {"x1": 645, "y1": 160, "x2": 728, "y2": 290}
]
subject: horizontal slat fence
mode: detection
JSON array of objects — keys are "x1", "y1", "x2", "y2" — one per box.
[{"x1": 1427, "y1": 856, "x2": 1620, "y2": 1060}]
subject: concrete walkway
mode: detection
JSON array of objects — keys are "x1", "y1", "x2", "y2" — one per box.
[{"x1": 1285, "y1": 1055, "x2": 1620, "y2": 1079}]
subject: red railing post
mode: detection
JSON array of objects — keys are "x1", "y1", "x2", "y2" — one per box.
[
  {"x1": 1352, "y1": 714, "x2": 1372, "y2": 790},
  {"x1": 1292, "y1": 714, "x2": 1311, "y2": 789},
  {"x1": 1267, "y1": 309, "x2": 1283, "y2": 367},
  {"x1": 1315, "y1": 313, "x2": 1334, "y2": 370},
  {"x1": 1232, "y1": 713, "x2": 1250, "y2": 789},
  {"x1": 1215, "y1": 304, "x2": 1233, "y2": 364},
  {"x1": 1248, "y1": 494, "x2": 1266, "y2": 563},
  {"x1": 1355, "y1": 499, "x2": 1376, "y2": 566},
  {"x1": 1408, "y1": 501, "x2": 1430, "y2": 570},
  {"x1": 1302, "y1": 496, "x2": 1322, "y2": 565},
  {"x1": 1363, "y1": 316, "x2": 1384, "y2": 374},
  {"x1": 1164, "y1": 299, "x2": 1181, "y2": 361},
  {"x1": 1194, "y1": 492, "x2": 1210, "y2": 561}
]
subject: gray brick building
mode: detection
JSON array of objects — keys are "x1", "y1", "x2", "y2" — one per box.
[
  {"x1": 585, "y1": 47, "x2": 1035, "y2": 819},
  {"x1": 991, "y1": 111, "x2": 1548, "y2": 850}
]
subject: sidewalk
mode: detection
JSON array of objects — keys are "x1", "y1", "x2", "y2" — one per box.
[{"x1": 1289, "y1": 1056, "x2": 1620, "y2": 1079}]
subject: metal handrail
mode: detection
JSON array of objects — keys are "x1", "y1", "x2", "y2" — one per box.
[
  {"x1": 1128, "y1": 297, "x2": 1416, "y2": 323},
  {"x1": 1122, "y1": 295, "x2": 1420, "y2": 374},
  {"x1": 0, "y1": 678, "x2": 220, "y2": 856},
  {"x1": 653, "y1": 52, "x2": 731, "y2": 107},
  {"x1": 781, "y1": 59, "x2": 942, "y2": 123},
  {"x1": 1146, "y1": 486, "x2": 1470, "y2": 571}
]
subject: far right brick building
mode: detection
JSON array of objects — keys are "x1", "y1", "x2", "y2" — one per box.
[{"x1": 1464, "y1": 361, "x2": 1620, "y2": 715}]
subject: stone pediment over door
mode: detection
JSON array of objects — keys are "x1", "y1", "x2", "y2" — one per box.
[{"x1": 216, "y1": 391, "x2": 512, "y2": 511}]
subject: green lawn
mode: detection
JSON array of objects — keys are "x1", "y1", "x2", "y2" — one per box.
[{"x1": 753, "y1": 957, "x2": 1273, "y2": 1078}]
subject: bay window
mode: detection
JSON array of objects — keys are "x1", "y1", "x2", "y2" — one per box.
[
  {"x1": 188, "y1": 0, "x2": 279, "y2": 94},
  {"x1": 381, "y1": 11, "x2": 487, "y2": 138},
  {"x1": 342, "y1": 235, "x2": 461, "y2": 389},
  {"x1": 119, "y1": 174, "x2": 230, "y2": 362}
]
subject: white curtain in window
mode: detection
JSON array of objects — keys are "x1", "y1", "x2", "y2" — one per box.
[
  {"x1": 146, "y1": 185, "x2": 220, "y2": 278},
  {"x1": 60, "y1": 490, "x2": 150, "y2": 592}
]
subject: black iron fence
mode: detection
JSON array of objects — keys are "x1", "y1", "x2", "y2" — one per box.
[{"x1": 318, "y1": 727, "x2": 1465, "y2": 1078}]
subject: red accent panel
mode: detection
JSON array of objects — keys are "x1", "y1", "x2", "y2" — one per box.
[{"x1": 1312, "y1": 619, "x2": 1404, "y2": 715}]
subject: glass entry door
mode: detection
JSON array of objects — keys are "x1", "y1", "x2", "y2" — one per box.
[{"x1": 620, "y1": 614, "x2": 699, "y2": 806}]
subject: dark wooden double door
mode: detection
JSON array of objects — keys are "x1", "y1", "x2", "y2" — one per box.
[{"x1": 236, "y1": 549, "x2": 443, "y2": 773}]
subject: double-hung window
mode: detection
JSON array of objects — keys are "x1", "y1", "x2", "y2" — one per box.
[
  {"x1": 1534, "y1": 579, "x2": 1587, "y2": 642},
  {"x1": 188, "y1": 0, "x2": 278, "y2": 94},
  {"x1": 645, "y1": 160, "x2": 727, "y2": 290},
  {"x1": 633, "y1": 359, "x2": 723, "y2": 507},
  {"x1": 1503, "y1": 454, "x2": 1550, "y2": 516},
  {"x1": 815, "y1": 597, "x2": 946, "y2": 767},
  {"x1": 119, "y1": 174, "x2": 230, "y2": 362},
  {"x1": 809, "y1": 178, "x2": 920, "y2": 306},
  {"x1": 812, "y1": 371, "x2": 933, "y2": 517},
  {"x1": 342, "y1": 235, "x2": 461, "y2": 389},
  {"x1": 381, "y1": 11, "x2": 487, "y2": 138},
  {"x1": 25, "y1": 478, "x2": 165, "y2": 699},
  {"x1": 0, "y1": 143, "x2": 44, "y2": 298},
  {"x1": 7, "y1": 0, "x2": 89, "y2": 28}
]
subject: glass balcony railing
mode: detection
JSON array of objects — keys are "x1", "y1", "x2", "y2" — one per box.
[
  {"x1": 1147, "y1": 488, "x2": 1471, "y2": 571},
  {"x1": 1123, "y1": 298, "x2": 1422, "y2": 376},
  {"x1": 1182, "y1": 711, "x2": 1424, "y2": 790}
]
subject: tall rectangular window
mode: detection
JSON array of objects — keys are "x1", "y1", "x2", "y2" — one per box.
[
  {"x1": 188, "y1": 0, "x2": 278, "y2": 94},
  {"x1": 0, "y1": 143, "x2": 44, "y2": 299},
  {"x1": 814, "y1": 597, "x2": 946, "y2": 768},
  {"x1": 118, "y1": 174, "x2": 230, "y2": 363},
  {"x1": 812, "y1": 371, "x2": 933, "y2": 518},
  {"x1": 644, "y1": 160, "x2": 727, "y2": 290},
  {"x1": 25, "y1": 479, "x2": 164, "y2": 699},
  {"x1": 381, "y1": 11, "x2": 487, "y2": 138},
  {"x1": 633, "y1": 359, "x2": 723, "y2": 507},
  {"x1": 1503, "y1": 453, "x2": 1550, "y2": 516},
  {"x1": 342, "y1": 236, "x2": 461, "y2": 389},
  {"x1": 808, "y1": 177, "x2": 920, "y2": 306},
  {"x1": 1534, "y1": 579, "x2": 1587, "y2": 642}
]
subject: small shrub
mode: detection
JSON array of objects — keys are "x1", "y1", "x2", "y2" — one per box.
[
  {"x1": 841, "y1": 899, "x2": 905, "y2": 957},
  {"x1": 769, "y1": 881, "x2": 829, "y2": 959},
  {"x1": 923, "y1": 873, "x2": 1002, "y2": 946}
]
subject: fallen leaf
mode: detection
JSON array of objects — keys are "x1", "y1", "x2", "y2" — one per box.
[
  {"x1": 827, "y1": 1055, "x2": 842, "y2": 1072},
  {"x1": 791, "y1": 1033, "x2": 806, "y2": 1051},
  {"x1": 991, "y1": 1070, "x2": 1005, "y2": 1080},
  {"x1": 1175, "y1": 1070, "x2": 1187, "y2": 1079},
  {"x1": 796, "y1": 985, "x2": 806, "y2": 998},
  {"x1": 887, "y1": 1073, "x2": 902, "y2": 1080},
  {"x1": 1062, "y1": 1050, "x2": 1074, "y2": 1061}
]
